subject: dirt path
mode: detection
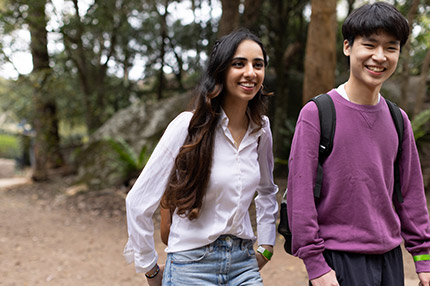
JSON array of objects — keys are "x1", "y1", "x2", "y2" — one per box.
[{"x1": 0, "y1": 159, "x2": 422, "y2": 285}]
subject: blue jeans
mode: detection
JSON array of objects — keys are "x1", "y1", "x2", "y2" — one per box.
[{"x1": 162, "y1": 235, "x2": 263, "y2": 286}]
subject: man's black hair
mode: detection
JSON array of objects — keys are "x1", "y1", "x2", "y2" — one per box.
[{"x1": 342, "y1": 2, "x2": 410, "y2": 48}]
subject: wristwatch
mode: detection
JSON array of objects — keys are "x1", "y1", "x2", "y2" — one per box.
[{"x1": 257, "y1": 245, "x2": 273, "y2": 261}]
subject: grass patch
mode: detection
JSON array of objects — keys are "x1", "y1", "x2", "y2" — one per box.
[{"x1": 0, "y1": 134, "x2": 20, "y2": 159}]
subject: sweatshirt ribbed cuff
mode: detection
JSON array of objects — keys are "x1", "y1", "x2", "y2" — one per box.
[
  {"x1": 303, "y1": 252, "x2": 332, "y2": 280},
  {"x1": 414, "y1": 257, "x2": 430, "y2": 273}
]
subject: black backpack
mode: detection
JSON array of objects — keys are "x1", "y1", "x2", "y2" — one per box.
[{"x1": 278, "y1": 93, "x2": 404, "y2": 255}]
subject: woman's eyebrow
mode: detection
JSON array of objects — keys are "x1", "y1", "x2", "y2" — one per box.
[{"x1": 232, "y1": 56, "x2": 264, "y2": 62}]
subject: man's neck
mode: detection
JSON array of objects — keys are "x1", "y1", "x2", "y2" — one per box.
[{"x1": 345, "y1": 79, "x2": 381, "y2": 106}]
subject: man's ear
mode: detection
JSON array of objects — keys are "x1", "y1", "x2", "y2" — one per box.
[{"x1": 343, "y1": 39, "x2": 351, "y2": 56}]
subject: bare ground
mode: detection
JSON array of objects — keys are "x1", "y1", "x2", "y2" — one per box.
[{"x1": 0, "y1": 159, "x2": 421, "y2": 285}]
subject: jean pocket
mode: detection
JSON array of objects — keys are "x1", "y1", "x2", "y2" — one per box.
[
  {"x1": 242, "y1": 240, "x2": 256, "y2": 257},
  {"x1": 170, "y1": 246, "x2": 209, "y2": 264}
]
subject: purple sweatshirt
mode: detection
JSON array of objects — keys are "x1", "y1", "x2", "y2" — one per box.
[{"x1": 287, "y1": 89, "x2": 430, "y2": 280}]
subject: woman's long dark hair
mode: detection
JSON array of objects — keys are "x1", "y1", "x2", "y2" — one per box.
[{"x1": 161, "y1": 28, "x2": 271, "y2": 220}]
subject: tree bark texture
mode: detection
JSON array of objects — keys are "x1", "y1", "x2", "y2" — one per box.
[
  {"x1": 302, "y1": 0, "x2": 337, "y2": 104},
  {"x1": 241, "y1": 0, "x2": 264, "y2": 31},
  {"x1": 28, "y1": 0, "x2": 63, "y2": 180},
  {"x1": 218, "y1": 0, "x2": 240, "y2": 37},
  {"x1": 399, "y1": 0, "x2": 420, "y2": 111}
]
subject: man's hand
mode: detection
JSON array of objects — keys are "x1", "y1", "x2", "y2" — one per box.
[
  {"x1": 310, "y1": 270, "x2": 339, "y2": 286},
  {"x1": 418, "y1": 272, "x2": 430, "y2": 286}
]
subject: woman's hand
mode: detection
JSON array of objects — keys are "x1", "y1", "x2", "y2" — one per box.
[
  {"x1": 256, "y1": 245, "x2": 273, "y2": 270},
  {"x1": 256, "y1": 252, "x2": 268, "y2": 270},
  {"x1": 146, "y1": 264, "x2": 164, "y2": 286}
]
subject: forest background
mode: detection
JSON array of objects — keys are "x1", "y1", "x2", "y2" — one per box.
[{"x1": 0, "y1": 0, "x2": 429, "y2": 190}]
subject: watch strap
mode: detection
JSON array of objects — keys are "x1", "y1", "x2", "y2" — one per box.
[{"x1": 257, "y1": 245, "x2": 273, "y2": 261}]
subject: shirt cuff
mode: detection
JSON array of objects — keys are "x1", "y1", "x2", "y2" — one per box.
[
  {"x1": 414, "y1": 254, "x2": 430, "y2": 273},
  {"x1": 123, "y1": 241, "x2": 158, "y2": 273},
  {"x1": 257, "y1": 223, "x2": 276, "y2": 246},
  {"x1": 302, "y1": 252, "x2": 332, "y2": 280}
]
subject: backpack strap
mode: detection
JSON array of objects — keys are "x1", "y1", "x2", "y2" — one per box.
[
  {"x1": 309, "y1": 94, "x2": 336, "y2": 198},
  {"x1": 386, "y1": 99, "x2": 404, "y2": 203}
]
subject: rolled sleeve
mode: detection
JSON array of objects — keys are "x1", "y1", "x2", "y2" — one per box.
[
  {"x1": 123, "y1": 112, "x2": 191, "y2": 273},
  {"x1": 255, "y1": 117, "x2": 279, "y2": 246}
]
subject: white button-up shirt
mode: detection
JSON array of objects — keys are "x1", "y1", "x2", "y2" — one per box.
[{"x1": 124, "y1": 109, "x2": 278, "y2": 273}]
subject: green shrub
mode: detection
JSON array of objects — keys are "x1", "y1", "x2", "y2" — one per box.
[
  {"x1": 106, "y1": 137, "x2": 151, "y2": 176},
  {"x1": 412, "y1": 109, "x2": 430, "y2": 141}
]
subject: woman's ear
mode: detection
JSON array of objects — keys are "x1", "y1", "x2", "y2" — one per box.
[{"x1": 343, "y1": 39, "x2": 351, "y2": 57}]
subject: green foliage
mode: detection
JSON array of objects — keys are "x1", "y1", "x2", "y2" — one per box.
[
  {"x1": 412, "y1": 109, "x2": 430, "y2": 141},
  {"x1": 410, "y1": 11, "x2": 430, "y2": 75},
  {"x1": 0, "y1": 133, "x2": 20, "y2": 159},
  {"x1": 106, "y1": 137, "x2": 151, "y2": 174}
]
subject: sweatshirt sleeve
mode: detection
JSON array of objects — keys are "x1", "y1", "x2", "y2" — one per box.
[
  {"x1": 255, "y1": 116, "x2": 279, "y2": 246},
  {"x1": 286, "y1": 102, "x2": 332, "y2": 280},
  {"x1": 123, "y1": 112, "x2": 192, "y2": 273},
  {"x1": 394, "y1": 110, "x2": 430, "y2": 273}
]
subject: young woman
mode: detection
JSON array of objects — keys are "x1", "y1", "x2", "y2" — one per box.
[{"x1": 123, "y1": 28, "x2": 278, "y2": 286}]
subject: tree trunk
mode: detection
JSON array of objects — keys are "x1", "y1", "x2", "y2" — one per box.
[
  {"x1": 302, "y1": 0, "x2": 337, "y2": 104},
  {"x1": 414, "y1": 48, "x2": 430, "y2": 118},
  {"x1": 241, "y1": 0, "x2": 264, "y2": 31},
  {"x1": 28, "y1": 0, "x2": 63, "y2": 180},
  {"x1": 62, "y1": 0, "x2": 123, "y2": 133},
  {"x1": 269, "y1": 0, "x2": 294, "y2": 167},
  {"x1": 346, "y1": 0, "x2": 355, "y2": 16},
  {"x1": 218, "y1": 0, "x2": 240, "y2": 37},
  {"x1": 400, "y1": 0, "x2": 420, "y2": 110}
]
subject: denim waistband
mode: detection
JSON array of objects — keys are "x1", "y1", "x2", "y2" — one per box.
[{"x1": 209, "y1": 235, "x2": 252, "y2": 251}]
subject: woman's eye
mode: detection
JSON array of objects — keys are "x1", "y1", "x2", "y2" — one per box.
[
  {"x1": 254, "y1": 62, "x2": 264, "y2": 69},
  {"x1": 232, "y1": 62, "x2": 244, "y2": 67}
]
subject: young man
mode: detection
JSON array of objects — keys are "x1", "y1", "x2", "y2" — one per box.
[{"x1": 287, "y1": 2, "x2": 430, "y2": 285}]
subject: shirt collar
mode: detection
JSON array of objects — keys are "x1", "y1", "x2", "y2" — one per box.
[
  {"x1": 336, "y1": 83, "x2": 381, "y2": 103},
  {"x1": 219, "y1": 107, "x2": 265, "y2": 138}
]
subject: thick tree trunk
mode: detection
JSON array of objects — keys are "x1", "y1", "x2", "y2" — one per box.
[
  {"x1": 400, "y1": 0, "x2": 420, "y2": 110},
  {"x1": 302, "y1": 0, "x2": 337, "y2": 104},
  {"x1": 218, "y1": 0, "x2": 240, "y2": 37},
  {"x1": 241, "y1": 0, "x2": 264, "y2": 31},
  {"x1": 28, "y1": 0, "x2": 63, "y2": 180}
]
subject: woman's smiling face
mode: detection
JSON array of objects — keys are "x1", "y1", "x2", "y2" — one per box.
[{"x1": 224, "y1": 39, "x2": 265, "y2": 106}]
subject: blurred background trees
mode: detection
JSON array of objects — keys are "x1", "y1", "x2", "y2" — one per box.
[{"x1": 0, "y1": 0, "x2": 429, "y2": 186}]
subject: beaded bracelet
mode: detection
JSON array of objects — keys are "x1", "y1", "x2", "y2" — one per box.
[{"x1": 145, "y1": 264, "x2": 160, "y2": 279}]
